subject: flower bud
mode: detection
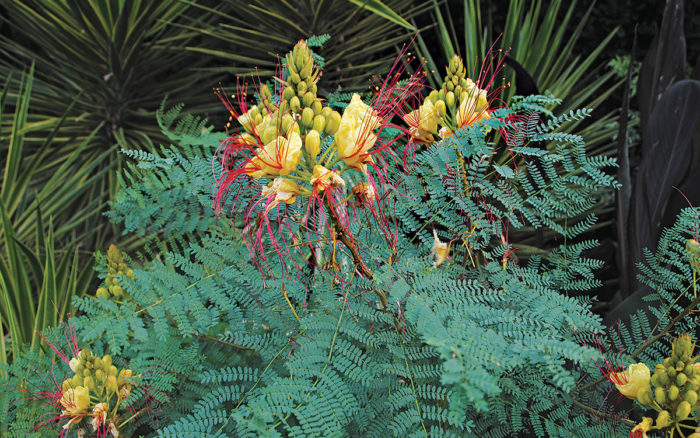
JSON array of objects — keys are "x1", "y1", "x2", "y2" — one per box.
[
  {"x1": 312, "y1": 115, "x2": 326, "y2": 133},
  {"x1": 282, "y1": 86, "x2": 295, "y2": 102},
  {"x1": 687, "y1": 239, "x2": 700, "y2": 271},
  {"x1": 677, "y1": 400, "x2": 692, "y2": 420},
  {"x1": 446, "y1": 81, "x2": 454, "y2": 92},
  {"x1": 427, "y1": 89, "x2": 439, "y2": 103},
  {"x1": 438, "y1": 88, "x2": 446, "y2": 102},
  {"x1": 310, "y1": 82, "x2": 318, "y2": 94},
  {"x1": 683, "y1": 389, "x2": 698, "y2": 405},
  {"x1": 305, "y1": 130, "x2": 321, "y2": 157},
  {"x1": 300, "y1": 60, "x2": 313, "y2": 80},
  {"x1": 96, "y1": 287, "x2": 109, "y2": 299},
  {"x1": 677, "y1": 372, "x2": 688, "y2": 386},
  {"x1": 106, "y1": 375, "x2": 118, "y2": 393},
  {"x1": 83, "y1": 376, "x2": 95, "y2": 392},
  {"x1": 325, "y1": 111, "x2": 341, "y2": 135},
  {"x1": 290, "y1": 96, "x2": 301, "y2": 112},
  {"x1": 102, "y1": 355, "x2": 112, "y2": 368},
  {"x1": 685, "y1": 364, "x2": 694, "y2": 376},
  {"x1": 668, "y1": 366, "x2": 677, "y2": 379},
  {"x1": 655, "y1": 386, "x2": 666, "y2": 404},
  {"x1": 637, "y1": 386, "x2": 654, "y2": 406},
  {"x1": 312, "y1": 99, "x2": 322, "y2": 115},
  {"x1": 297, "y1": 80, "x2": 307, "y2": 94},
  {"x1": 83, "y1": 368, "x2": 92, "y2": 377},
  {"x1": 321, "y1": 106, "x2": 332, "y2": 118},
  {"x1": 664, "y1": 357, "x2": 673, "y2": 368},
  {"x1": 109, "y1": 365, "x2": 118, "y2": 376},
  {"x1": 446, "y1": 92, "x2": 455, "y2": 108},
  {"x1": 95, "y1": 369, "x2": 106, "y2": 383},
  {"x1": 302, "y1": 91, "x2": 314, "y2": 108},
  {"x1": 111, "y1": 285, "x2": 123, "y2": 297},
  {"x1": 688, "y1": 434, "x2": 700, "y2": 438},
  {"x1": 669, "y1": 384, "x2": 680, "y2": 401},
  {"x1": 62, "y1": 379, "x2": 71, "y2": 392},
  {"x1": 301, "y1": 107, "x2": 314, "y2": 128},
  {"x1": 71, "y1": 375, "x2": 83, "y2": 388},
  {"x1": 656, "y1": 410, "x2": 672, "y2": 428},
  {"x1": 261, "y1": 125, "x2": 277, "y2": 145},
  {"x1": 435, "y1": 99, "x2": 446, "y2": 117}
]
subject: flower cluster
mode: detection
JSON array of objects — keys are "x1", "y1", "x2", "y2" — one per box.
[
  {"x1": 55, "y1": 348, "x2": 136, "y2": 436},
  {"x1": 403, "y1": 53, "x2": 501, "y2": 144},
  {"x1": 95, "y1": 244, "x2": 134, "y2": 302},
  {"x1": 214, "y1": 39, "x2": 424, "y2": 272},
  {"x1": 604, "y1": 334, "x2": 700, "y2": 437}
]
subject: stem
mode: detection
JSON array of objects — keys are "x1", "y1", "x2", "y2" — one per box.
[
  {"x1": 323, "y1": 197, "x2": 388, "y2": 309},
  {"x1": 570, "y1": 399, "x2": 636, "y2": 427}
]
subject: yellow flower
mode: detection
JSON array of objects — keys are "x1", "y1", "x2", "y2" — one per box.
[
  {"x1": 90, "y1": 402, "x2": 108, "y2": 431},
  {"x1": 117, "y1": 369, "x2": 134, "y2": 400},
  {"x1": 310, "y1": 165, "x2": 345, "y2": 192},
  {"x1": 613, "y1": 363, "x2": 651, "y2": 400},
  {"x1": 404, "y1": 99, "x2": 438, "y2": 143},
  {"x1": 431, "y1": 229, "x2": 450, "y2": 267},
  {"x1": 246, "y1": 131, "x2": 303, "y2": 178},
  {"x1": 60, "y1": 386, "x2": 90, "y2": 429},
  {"x1": 352, "y1": 182, "x2": 376, "y2": 205},
  {"x1": 335, "y1": 93, "x2": 381, "y2": 171},
  {"x1": 456, "y1": 80, "x2": 490, "y2": 129},
  {"x1": 261, "y1": 178, "x2": 300, "y2": 213},
  {"x1": 629, "y1": 417, "x2": 653, "y2": 438},
  {"x1": 69, "y1": 357, "x2": 80, "y2": 373}
]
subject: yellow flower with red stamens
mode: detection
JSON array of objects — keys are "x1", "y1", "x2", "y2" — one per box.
[
  {"x1": 404, "y1": 99, "x2": 439, "y2": 143},
  {"x1": 246, "y1": 131, "x2": 302, "y2": 178},
  {"x1": 457, "y1": 79, "x2": 490, "y2": 129},
  {"x1": 60, "y1": 386, "x2": 90, "y2": 429},
  {"x1": 335, "y1": 94, "x2": 381, "y2": 171},
  {"x1": 310, "y1": 165, "x2": 345, "y2": 192},
  {"x1": 613, "y1": 363, "x2": 651, "y2": 401},
  {"x1": 629, "y1": 417, "x2": 652, "y2": 438},
  {"x1": 90, "y1": 402, "x2": 108, "y2": 432},
  {"x1": 261, "y1": 178, "x2": 300, "y2": 213},
  {"x1": 431, "y1": 229, "x2": 450, "y2": 267}
]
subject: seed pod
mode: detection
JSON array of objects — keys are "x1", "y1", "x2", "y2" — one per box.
[
  {"x1": 677, "y1": 400, "x2": 692, "y2": 420},
  {"x1": 305, "y1": 129, "x2": 321, "y2": 157},
  {"x1": 290, "y1": 96, "x2": 301, "y2": 113},
  {"x1": 669, "y1": 385, "x2": 680, "y2": 401},
  {"x1": 683, "y1": 389, "x2": 698, "y2": 405},
  {"x1": 312, "y1": 115, "x2": 326, "y2": 133},
  {"x1": 677, "y1": 372, "x2": 688, "y2": 386},
  {"x1": 302, "y1": 91, "x2": 314, "y2": 108},
  {"x1": 655, "y1": 386, "x2": 667, "y2": 404},
  {"x1": 325, "y1": 111, "x2": 341, "y2": 135}
]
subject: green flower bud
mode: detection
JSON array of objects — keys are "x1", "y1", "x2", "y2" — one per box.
[
  {"x1": 281, "y1": 114, "x2": 294, "y2": 134},
  {"x1": 685, "y1": 364, "x2": 694, "y2": 376},
  {"x1": 102, "y1": 355, "x2": 112, "y2": 368},
  {"x1": 302, "y1": 91, "x2": 314, "y2": 108},
  {"x1": 301, "y1": 107, "x2": 314, "y2": 129},
  {"x1": 62, "y1": 379, "x2": 71, "y2": 392},
  {"x1": 109, "y1": 365, "x2": 118, "y2": 376},
  {"x1": 664, "y1": 357, "x2": 674, "y2": 368},
  {"x1": 669, "y1": 384, "x2": 680, "y2": 401},
  {"x1": 637, "y1": 386, "x2": 654, "y2": 406},
  {"x1": 677, "y1": 400, "x2": 692, "y2": 420},
  {"x1": 80, "y1": 348, "x2": 91, "y2": 359},
  {"x1": 83, "y1": 368, "x2": 92, "y2": 377},
  {"x1": 300, "y1": 60, "x2": 313, "y2": 80},
  {"x1": 438, "y1": 88, "x2": 446, "y2": 102},
  {"x1": 321, "y1": 106, "x2": 332, "y2": 118},
  {"x1": 683, "y1": 389, "x2": 698, "y2": 405},
  {"x1": 93, "y1": 357, "x2": 103, "y2": 370},
  {"x1": 655, "y1": 386, "x2": 666, "y2": 404},
  {"x1": 126, "y1": 269, "x2": 134, "y2": 280},
  {"x1": 96, "y1": 287, "x2": 110, "y2": 299},
  {"x1": 305, "y1": 129, "x2": 321, "y2": 157},
  {"x1": 111, "y1": 285, "x2": 123, "y2": 297},
  {"x1": 290, "y1": 72, "x2": 301, "y2": 85},
  {"x1": 677, "y1": 372, "x2": 688, "y2": 386},
  {"x1": 651, "y1": 372, "x2": 660, "y2": 387},
  {"x1": 297, "y1": 81, "x2": 307, "y2": 94},
  {"x1": 446, "y1": 92, "x2": 455, "y2": 108},
  {"x1": 290, "y1": 96, "x2": 301, "y2": 113},
  {"x1": 311, "y1": 99, "x2": 322, "y2": 115},
  {"x1": 83, "y1": 376, "x2": 95, "y2": 392},
  {"x1": 446, "y1": 81, "x2": 454, "y2": 92},
  {"x1": 261, "y1": 126, "x2": 277, "y2": 145},
  {"x1": 325, "y1": 111, "x2": 341, "y2": 135},
  {"x1": 427, "y1": 89, "x2": 439, "y2": 103},
  {"x1": 310, "y1": 82, "x2": 318, "y2": 94},
  {"x1": 71, "y1": 375, "x2": 83, "y2": 388},
  {"x1": 687, "y1": 238, "x2": 700, "y2": 271},
  {"x1": 668, "y1": 366, "x2": 677, "y2": 379},
  {"x1": 95, "y1": 369, "x2": 106, "y2": 383},
  {"x1": 435, "y1": 99, "x2": 446, "y2": 117},
  {"x1": 656, "y1": 410, "x2": 672, "y2": 428},
  {"x1": 312, "y1": 115, "x2": 326, "y2": 133},
  {"x1": 282, "y1": 87, "x2": 295, "y2": 102}
]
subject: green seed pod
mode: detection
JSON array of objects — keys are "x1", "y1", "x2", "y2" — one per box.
[
  {"x1": 305, "y1": 129, "x2": 321, "y2": 157},
  {"x1": 311, "y1": 99, "x2": 322, "y2": 115},
  {"x1": 683, "y1": 389, "x2": 698, "y2": 405},
  {"x1": 669, "y1": 384, "x2": 680, "y2": 401},
  {"x1": 312, "y1": 115, "x2": 326, "y2": 133},
  {"x1": 656, "y1": 410, "x2": 672, "y2": 428},
  {"x1": 282, "y1": 86, "x2": 295, "y2": 102},
  {"x1": 435, "y1": 99, "x2": 446, "y2": 117},
  {"x1": 677, "y1": 372, "x2": 688, "y2": 386},
  {"x1": 302, "y1": 91, "x2": 314, "y2": 108},
  {"x1": 301, "y1": 107, "x2": 314, "y2": 128},
  {"x1": 290, "y1": 96, "x2": 301, "y2": 113},
  {"x1": 677, "y1": 400, "x2": 692, "y2": 420},
  {"x1": 96, "y1": 287, "x2": 110, "y2": 299},
  {"x1": 655, "y1": 386, "x2": 667, "y2": 404},
  {"x1": 446, "y1": 92, "x2": 455, "y2": 108},
  {"x1": 325, "y1": 111, "x2": 341, "y2": 135}
]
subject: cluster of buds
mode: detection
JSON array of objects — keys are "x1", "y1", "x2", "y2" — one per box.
[
  {"x1": 95, "y1": 244, "x2": 134, "y2": 301},
  {"x1": 403, "y1": 54, "x2": 496, "y2": 144},
  {"x1": 608, "y1": 335, "x2": 700, "y2": 437},
  {"x1": 58, "y1": 348, "x2": 136, "y2": 436}
]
